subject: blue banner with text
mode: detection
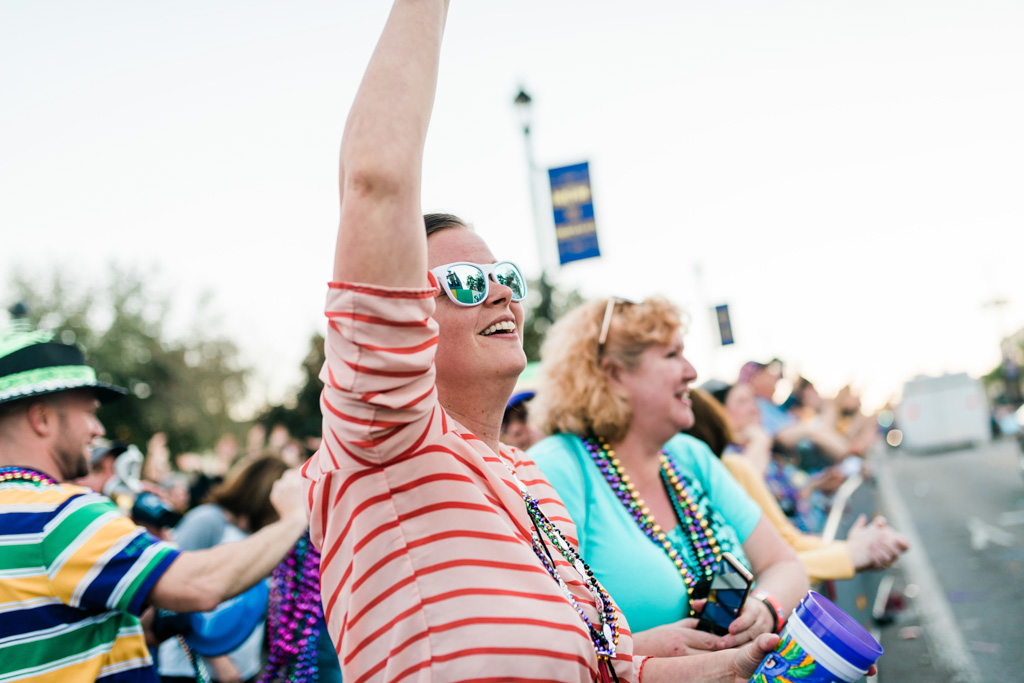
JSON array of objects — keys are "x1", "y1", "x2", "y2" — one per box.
[
  {"x1": 549, "y1": 162, "x2": 600, "y2": 265},
  {"x1": 715, "y1": 304, "x2": 735, "y2": 346}
]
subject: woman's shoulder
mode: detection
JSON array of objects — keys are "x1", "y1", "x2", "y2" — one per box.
[
  {"x1": 172, "y1": 503, "x2": 230, "y2": 549},
  {"x1": 664, "y1": 433, "x2": 717, "y2": 462},
  {"x1": 527, "y1": 434, "x2": 593, "y2": 483},
  {"x1": 181, "y1": 502, "x2": 224, "y2": 520},
  {"x1": 665, "y1": 433, "x2": 731, "y2": 485},
  {"x1": 528, "y1": 433, "x2": 585, "y2": 461},
  {"x1": 175, "y1": 503, "x2": 232, "y2": 535}
]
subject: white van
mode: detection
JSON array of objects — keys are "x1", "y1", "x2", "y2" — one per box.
[{"x1": 896, "y1": 373, "x2": 991, "y2": 452}]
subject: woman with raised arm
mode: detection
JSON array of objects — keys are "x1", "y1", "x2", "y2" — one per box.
[{"x1": 301, "y1": 2, "x2": 783, "y2": 681}]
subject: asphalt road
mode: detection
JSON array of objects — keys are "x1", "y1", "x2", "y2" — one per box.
[{"x1": 871, "y1": 436, "x2": 1024, "y2": 682}]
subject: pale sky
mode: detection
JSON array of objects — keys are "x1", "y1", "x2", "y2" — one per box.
[{"x1": 3, "y1": 0, "x2": 1023, "y2": 414}]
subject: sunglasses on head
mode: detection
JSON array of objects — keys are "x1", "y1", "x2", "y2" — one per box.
[
  {"x1": 430, "y1": 261, "x2": 528, "y2": 307},
  {"x1": 597, "y1": 296, "x2": 636, "y2": 357}
]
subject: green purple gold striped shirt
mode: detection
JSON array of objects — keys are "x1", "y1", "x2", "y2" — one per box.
[{"x1": 0, "y1": 477, "x2": 179, "y2": 683}]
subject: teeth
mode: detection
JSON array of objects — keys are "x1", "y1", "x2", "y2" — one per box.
[{"x1": 481, "y1": 320, "x2": 517, "y2": 336}]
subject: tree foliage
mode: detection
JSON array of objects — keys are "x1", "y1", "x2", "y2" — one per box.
[
  {"x1": 6, "y1": 265, "x2": 250, "y2": 455},
  {"x1": 521, "y1": 273, "x2": 584, "y2": 362},
  {"x1": 258, "y1": 332, "x2": 325, "y2": 442}
]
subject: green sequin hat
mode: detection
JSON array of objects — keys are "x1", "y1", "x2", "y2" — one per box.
[{"x1": 0, "y1": 321, "x2": 126, "y2": 405}]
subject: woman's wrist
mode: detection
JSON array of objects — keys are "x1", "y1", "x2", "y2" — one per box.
[{"x1": 750, "y1": 589, "x2": 785, "y2": 634}]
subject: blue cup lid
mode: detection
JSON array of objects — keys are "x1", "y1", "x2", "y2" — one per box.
[{"x1": 793, "y1": 591, "x2": 883, "y2": 670}]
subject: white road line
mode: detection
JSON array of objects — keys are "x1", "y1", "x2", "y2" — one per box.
[
  {"x1": 967, "y1": 516, "x2": 1015, "y2": 550},
  {"x1": 997, "y1": 509, "x2": 1024, "y2": 526},
  {"x1": 876, "y1": 455, "x2": 981, "y2": 683}
]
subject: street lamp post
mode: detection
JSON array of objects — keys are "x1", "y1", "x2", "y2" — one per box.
[{"x1": 513, "y1": 87, "x2": 554, "y2": 325}]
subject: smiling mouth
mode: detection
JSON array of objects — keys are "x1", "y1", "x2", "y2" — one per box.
[{"x1": 481, "y1": 320, "x2": 517, "y2": 336}]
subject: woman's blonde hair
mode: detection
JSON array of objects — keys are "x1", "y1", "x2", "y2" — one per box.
[{"x1": 532, "y1": 297, "x2": 684, "y2": 443}]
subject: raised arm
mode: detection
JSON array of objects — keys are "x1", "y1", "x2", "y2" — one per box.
[{"x1": 334, "y1": 0, "x2": 450, "y2": 285}]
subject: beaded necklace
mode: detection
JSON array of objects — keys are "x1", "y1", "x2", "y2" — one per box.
[
  {"x1": 582, "y1": 436, "x2": 722, "y2": 603},
  {"x1": 259, "y1": 532, "x2": 324, "y2": 683},
  {"x1": 0, "y1": 466, "x2": 58, "y2": 486},
  {"x1": 500, "y1": 457, "x2": 619, "y2": 674}
]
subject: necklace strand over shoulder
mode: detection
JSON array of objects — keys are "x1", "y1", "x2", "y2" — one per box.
[
  {"x1": 498, "y1": 454, "x2": 619, "y2": 670},
  {"x1": 582, "y1": 436, "x2": 722, "y2": 604},
  {"x1": 0, "y1": 466, "x2": 58, "y2": 486}
]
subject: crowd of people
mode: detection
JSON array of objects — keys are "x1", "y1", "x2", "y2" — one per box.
[
  {"x1": 1, "y1": 1, "x2": 910, "y2": 682},
  {"x1": 504, "y1": 335, "x2": 909, "y2": 587},
  {"x1": 0, "y1": 324, "x2": 336, "y2": 683}
]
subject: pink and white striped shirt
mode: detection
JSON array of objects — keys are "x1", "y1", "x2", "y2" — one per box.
[{"x1": 301, "y1": 281, "x2": 648, "y2": 683}]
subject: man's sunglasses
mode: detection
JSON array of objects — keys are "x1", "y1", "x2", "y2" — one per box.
[{"x1": 430, "y1": 261, "x2": 528, "y2": 307}]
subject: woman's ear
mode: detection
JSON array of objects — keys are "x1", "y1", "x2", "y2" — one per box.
[{"x1": 600, "y1": 356, "x2": 622, "y2": 385}]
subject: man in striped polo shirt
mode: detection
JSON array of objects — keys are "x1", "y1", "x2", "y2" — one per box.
[{"x1": 0, "y1": 322, "x2": 310, "y2": 683}]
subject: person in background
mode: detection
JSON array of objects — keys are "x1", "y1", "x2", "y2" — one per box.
[
  {"x1": 529, "y1": 297, "x2": 809, "y2": 656},
  {"x1": 500, "y1": 389, "x2": 545, "y2": 451},
  {"x1": 0, "y1": 322, "x2": 308, "y2": 683},
  {"x1": 160, "y1": 471, "x2": 194, "y2": 513},
  {"x1": 77, "y1": 438, "x2": 183, "y2": 541},
  {"x1": 830, "y1": 384, "x2": 879, "y2": 456},
  {"x1": 75, "y1": 438, "x2": 132, "y2": 502},
  {"x1": 144, "y1": 431, "x2": 174, "y2": 484},
  {"x1": 158, "y1": 455, "x2": 291, "y2": 683},
  {"x1": 782, "y1": 378, "x2": 877, "y2": 459},
  {"x1": 739, "y1": 361, "x2": 850, "y2": 471},
  {"x1": 685, "y1": 388, "x2": 909, "y2": 583},
  {"x1": 715, "y1": 381, "x2": 840, "y2": 533}
]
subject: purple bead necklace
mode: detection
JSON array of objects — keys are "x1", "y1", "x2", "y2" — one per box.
[
  {"x1": 259, "y1": 532, "x2": 323, "y2": 683},
  {"x1": 0, "y1": 466, "x2": 58, "y2": 486},
  {"x1": 502, "y1": 459, "x2": 619, "y2": 668},
  {"x1": 582, "y1": 436, "x2": 721, "y2": 603}
]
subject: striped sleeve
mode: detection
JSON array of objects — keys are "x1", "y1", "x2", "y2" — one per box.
[
  {"x1": 304, "y1": 281, "x2": 443, "y2": 554},
  {"x1": 314, "y1": 281, "x2": 442, "y2": 468},
  {"x1": 41, "y1": 490, "x2": 179, "y2": 615}
]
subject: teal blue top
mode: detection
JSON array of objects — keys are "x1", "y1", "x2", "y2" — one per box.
[{"x1": 529, "y1": 433, "x2": 762, "y2": 633}]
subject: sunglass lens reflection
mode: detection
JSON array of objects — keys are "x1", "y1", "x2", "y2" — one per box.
[
  {"x1": 494, "y1": 264, "x2": 526, "y2": 300},
  {"x1": 445, "y1": 265, "x2": 488, "y2": 304}
]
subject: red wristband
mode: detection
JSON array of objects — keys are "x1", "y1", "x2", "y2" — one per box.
[{"x1": 751, "y1": 589, "x2": 785, "y2": 634}]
